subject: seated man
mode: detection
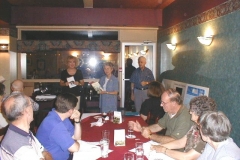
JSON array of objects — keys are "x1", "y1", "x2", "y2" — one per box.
[
  {"x1": 129, "y1": 88, "x2": 193, "y2": 144},
  {"x1": 0, "y1": 93, "x2": 52, "y2": 160},
  {"x1": 9, "y1": 79, "x2": 39, "y2": 111},
  {"x1": 151, "y1": 96, "x2": 217, "y2": 160},
  {"x1": 36, "y1": 93, "x2": 81, "y2": 160},
  {"x1": 198, "y1": 111, "x2": 240, "y2": 160}
]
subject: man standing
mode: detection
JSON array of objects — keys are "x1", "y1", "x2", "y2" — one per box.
[
  {"x1": 36, "y1": 93, "x2": 81, "y2": 160},
  {"x1": 130, "y1": 56, "x2": 154, "y2": 112},
  {"x1": 0, "y1": 93, "x2": 52, "y2": 160},
  {"x1": 129, "y1": 88, "x2": 193, "y2": 144}
]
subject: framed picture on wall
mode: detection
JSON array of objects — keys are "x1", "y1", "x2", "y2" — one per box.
[{"x1": 37, "y1": 59, "x2": 45, "y2": 70}]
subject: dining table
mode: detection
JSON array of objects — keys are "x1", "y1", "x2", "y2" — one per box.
[{"x1": 74, "y1": 113, "x2": 149, "y2": 160}]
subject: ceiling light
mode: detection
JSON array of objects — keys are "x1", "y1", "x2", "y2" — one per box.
[{"x1": 88, "y1": 31, "x2": 93, "y2": 38}]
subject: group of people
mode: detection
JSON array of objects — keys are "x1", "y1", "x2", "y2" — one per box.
[
  {"x1": 129, "y1": 88, "x2": 240, "y2": 159},
  {"x1": 0, "y1": 54, "x2": 239, "y2": 160}
]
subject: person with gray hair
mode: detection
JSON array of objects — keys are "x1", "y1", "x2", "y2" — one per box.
[
  {"x1": 130, "y1": 56, "x2": 155, "y2": 112},
  {"x1": 8, "y1": 79, "x2": 39, "y2": 111},
  {"x1": 151, "y1": 96, "x2": 217, "y2": 160},
  {"x1": 197, "y1": 111, "x2": 240, "y2": 160},
  {"x1": 0, "y1": 93, "x2": 52, "y2": 160},
  {"x1": 129, "y1": 88, "x2": 193, "y2": 144},
  {"x1": 98, "y1": 62, "x2": 119, "y2": 112}
]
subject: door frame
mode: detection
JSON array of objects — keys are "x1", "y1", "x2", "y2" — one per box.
[{"x1": 120, "y1": 42, "x2": 157, "y2": 108}]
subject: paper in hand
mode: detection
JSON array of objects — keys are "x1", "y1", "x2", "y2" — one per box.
[
  {"x1": 91, "y1": 82, "x2": 104, "y2": 92},
  {"x1": 67, "y1": 76, "x2": 77, "y2": 88}
]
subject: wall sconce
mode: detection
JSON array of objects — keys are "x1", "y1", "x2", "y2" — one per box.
[
  {"x1": 0, "y1": 44, "x2": 9, "y2": 52},
  {"x1": 197, "y1": 35, "x2": 213, "y2": 46},
  {"x1": 166, "y1": 43, "x2": 176, "y2": 51}
]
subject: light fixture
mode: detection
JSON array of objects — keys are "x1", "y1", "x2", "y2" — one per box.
[
  {"x1": 197, "y1": 35, "x2": 213, "y2": 46},
  {"x1": 88, "y1": 31, "x2": 93, "y2": 38},
  {"x1": 166, "y1": 43, "x2": 176, "y2": 51},
  {"x1": 0, "y1": 44, "x2": 8, "y2": 52},
  {"x1": 140, "y1": 49, "x2": 149, "y2": 55}
]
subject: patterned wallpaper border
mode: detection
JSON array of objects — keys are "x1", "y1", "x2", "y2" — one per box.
[
  {"x1": 17, "y1": 40, "x2": 120, "y2": 53},
  {"x1": 159, "y1": 0, "x2": 240, "y2": 37},
  {"x1": 0, "y1": 28, "x2": 17, "y2": 38}
]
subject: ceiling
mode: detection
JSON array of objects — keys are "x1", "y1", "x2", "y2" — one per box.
[{"x1": 7, "y1": 0, "x2": 173, "y2": 9}]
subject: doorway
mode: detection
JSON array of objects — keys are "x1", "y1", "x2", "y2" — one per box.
[{"x1": 121, "y1": 42, "x2": 156, "y2": 110}]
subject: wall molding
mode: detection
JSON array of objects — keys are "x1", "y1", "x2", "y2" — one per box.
[
  {"x1": 17, "y1": 40, "x2": 120, "y2": 53},
  {"x1": 159, "y1": 0, "x2": 240, "y2": 37}
]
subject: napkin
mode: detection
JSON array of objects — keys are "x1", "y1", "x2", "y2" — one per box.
[
  {"x1": 73, "y1": 140, "x2": 113, "y2": 160},
  {"x1": 91, "y1": 118, "x2": 103, "y2": 127},
  {"x1": 129, "y1": 141, "x2": 174, "y2": 160}
]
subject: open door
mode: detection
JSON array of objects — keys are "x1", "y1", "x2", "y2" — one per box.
[{"x1": 121, "y1": 42, "x2": 156, "y2": 110}]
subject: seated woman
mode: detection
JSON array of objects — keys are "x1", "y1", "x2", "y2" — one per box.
[
  {"x1": 198, "y1": 111, "x2": 240, "y2": 160},
  {"x1": 140, "y1": 81, "x2": 165, "y2": 125},
  {"x1": 151, "y1": 96, "x2": 217, "y2": 160}
]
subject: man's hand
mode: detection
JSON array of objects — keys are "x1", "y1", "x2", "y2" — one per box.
[
  {"x1": 42, "y1": 151, "x2": 53, "y2": 160},
  {"x1": 141, "y1": 127, "x2": 151, "y2": 139},
  {"x1": 151, "y1": 145, "x2": 166, "y2": 153},
  {"x1": 128, "y1": 121, "x2": 142, "y2": 132},
  {"x1": 70, "y1": 109, "x2": 80, "y2": 122},
  {"x1": 141, "y1": 81, "x2": 148, "y2": 86}
]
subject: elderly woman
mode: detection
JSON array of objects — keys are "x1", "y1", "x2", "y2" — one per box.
[
  {"x1": 60, "y1": 55, "x2": 84, "y2": 110},
  {"x1": 197, "y1": 111, "x2": 240, "y2": 160},
  {"x1": 140, "y1": 81, "x2": 165, "y2": 125},
  {"x1": 151, "y1": 96, "x2": 217, "y2": 160},
  {"x1": 99, "y1": 62, "x2": 119, "y2": 112}
]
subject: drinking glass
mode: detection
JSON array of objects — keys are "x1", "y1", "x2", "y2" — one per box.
[
  {"x1": 127, "y1": 125, "x2": 136, "y2": 139},
  {"x1": 135, "y1": 142, "x2": 144, "y2": 160},
  {"x1": 108, "y1": 111, "x2": 114, "y2": 122},
  {"x1": 100, "y1": 139, "x2": 109, "y2": 158},
  {"x1": 102, "y1": 130, "x2": 110, "y2": 140},
  {"x1": 124, "y1": 152, "x2": 134, "y2": 160}
]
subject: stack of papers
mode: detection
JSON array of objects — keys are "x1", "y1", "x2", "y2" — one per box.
[{"x1": 73, "y1": 140, "x2": 113, "y2": 160}]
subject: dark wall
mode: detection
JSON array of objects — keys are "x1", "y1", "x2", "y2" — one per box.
[
  {"x1": 163, "y1": 0, "x2": 229, "y2": 28},
  {"x1": 158, "y1": 7, "x2": 240, "y2": 145},
  {"x1": 11, "y1": 7, "x2": 162, "y2": 27},
  {"x1": 0, "y1": 0, "x2": 11, "y2": 27}
]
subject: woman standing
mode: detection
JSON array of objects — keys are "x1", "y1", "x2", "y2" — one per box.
[
  {"x1": 99, "y1": 62, "x2": 119, "y2": 113},
  {"x1": 60, "y1": 55, "x2": 84, "y2": 110}
]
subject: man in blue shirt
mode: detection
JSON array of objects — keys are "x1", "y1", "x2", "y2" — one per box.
[
  {"x1": 130, "y1": 56, "x2": 155, "y2": 112},
  {"x1": 36, "y1": 93, "x2": 82, "y2": 160}
]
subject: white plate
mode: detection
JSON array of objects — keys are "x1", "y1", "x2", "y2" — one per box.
[{"x1": 93, "y1": 115, "x2": 102, "y2": 119}]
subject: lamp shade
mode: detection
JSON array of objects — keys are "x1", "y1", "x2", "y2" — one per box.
[
  {"x1": 197, "y1": 36, "x2": 213, "y2": 46},
  {"x1": 166, "y1": 43, "x2": 176, "y2": 50},
  {"x1": 0, "y1": 44, "x2": 8, "y2": 52}
]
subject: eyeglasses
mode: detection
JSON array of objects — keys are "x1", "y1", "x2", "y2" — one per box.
[{"x1": 161, "y1": 101, "x2": 170, "y2": 105}]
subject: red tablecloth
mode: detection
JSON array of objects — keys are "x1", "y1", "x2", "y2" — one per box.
[{"x1": 80, "y1": 115, "x2": 148, "y2": 160}]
